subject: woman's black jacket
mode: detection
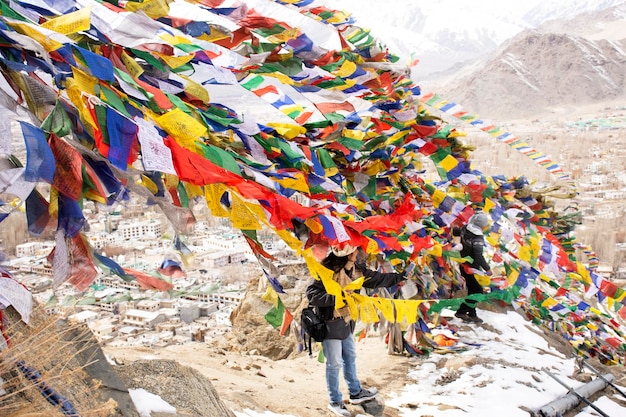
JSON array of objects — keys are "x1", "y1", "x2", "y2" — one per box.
[
  {"x1": 305, "y1": 267, "x2": 405, "y2": 339},
  {"x1": 459, "y1": 226, "x2": 490, "y2": 272}
]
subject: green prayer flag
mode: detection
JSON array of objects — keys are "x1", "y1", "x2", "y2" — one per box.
[
  {"x1": 203, "y1": 144, "x2": 242, "y2": 175},
  {"x1": 264, "y1": 298, "x2": 285, "y2": 329},
  {"x1": 100, "y1": 86, "x2": 132, "y2": 118},
  {"x1": 129, "y1": 48, "x2": 167, "y2": 72},
  {"x1": 41, "y1": 100, "x2": 72, "y2": 137},
  {"x1": 177, "y1": 182, "x2": 189, "y2": 208}
]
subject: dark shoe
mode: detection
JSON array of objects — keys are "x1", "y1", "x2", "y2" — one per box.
[
  {"x1": 328, "y1": 401, "x2": 350, "y2": 416},
  {"x1": 455, "y1": 311, "x2": 472, "y2": 322},
  {"x1": 456, "y1": 311, "x2": 483, "y2": 323},
  {"x1": 349, "y1": 388, "x2": 377, "y2": 404},
  {"x1": 468, "y1": 315, "x2": 483, "y2": 323}
]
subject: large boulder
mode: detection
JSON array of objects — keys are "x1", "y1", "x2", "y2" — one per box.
[
  {"x1": 114, "y1": 359, "x2": 236, "y2": 417},
  {"x1": 220, "y1": 265, "x2": 310, "y2": 360}
]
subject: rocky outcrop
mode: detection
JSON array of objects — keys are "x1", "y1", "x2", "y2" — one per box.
[
  {"x1": 219, "y1": 266, "x2": 311, "y2": 360},
  {"x1": 115, "y1": 359, "x2": 236, "y2": 417}
]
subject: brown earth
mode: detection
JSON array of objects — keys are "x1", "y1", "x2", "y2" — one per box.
[{"x1": 105, "y1": 334, "x2": 411, "y2": 417}]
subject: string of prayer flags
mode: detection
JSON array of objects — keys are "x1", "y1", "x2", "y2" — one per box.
[{"x1": 0, "y1": 0, "x2": 624, "y2": 364}]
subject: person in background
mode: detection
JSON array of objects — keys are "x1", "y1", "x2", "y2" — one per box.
[
  {"x1": 306, "y1": 245, "x2": 413, "y2": 417},
  {"x1": 453, "y1": 211, "x2": 492, "y2": 323}
]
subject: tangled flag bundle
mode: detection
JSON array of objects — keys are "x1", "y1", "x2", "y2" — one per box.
[{"x1": 0, "y1": 0, "x2": 624, "y2": 365}]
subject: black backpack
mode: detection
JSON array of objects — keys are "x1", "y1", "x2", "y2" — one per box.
[{"x1": 301, "y1": 306, "x2": 326, "y2": 355}]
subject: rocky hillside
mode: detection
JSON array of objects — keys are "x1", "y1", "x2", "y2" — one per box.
[
  {"x1": 431, "y1": 3, "x2": 626, "y2": 121},
  {"x1": 0, "y1": 304, "x2": 237, "y2": 417}
]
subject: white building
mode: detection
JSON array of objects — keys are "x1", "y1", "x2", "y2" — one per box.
[
  {"x1": 86, "y1": 231, "x2": 123, "y2": 250},
  {"x1": 68, "y1": 310, "x2": 100, "y2": 324},
  {"x1": 136, "y1": 300, "x2": 160, "y2": 312},
  {"x1": 118, "y1": 219, "x2": 163, "y2": 240},
  {"x1": 123, "y1": 309, "x2": 165, "y2": 328},
  {"x1": 88, "y1": 317, "x2": 118, "y2": 343},
  {"x1": 15, "y1": 241, "x2": 55, "y2": 258}
]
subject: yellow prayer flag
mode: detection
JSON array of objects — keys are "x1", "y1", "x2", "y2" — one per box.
[
  {"x1": 121, "y1": 52, "x2": 144, "y2": 78},
  {"x1": 539, "y1": 273, "x2": 551, "y2": 283},
  {"x1": 395, "y1": 299, "x2": 420, "y2": 324},
  {"x1": 281, "y1": 104, "x2": 306, "y2": 118},
  {"x1": 333, "y1": 60, "x2": 357, "y2": 78},
  {"x1": 485, "y1": 233, "x2": 499, "y2": 247},
  {"x1": 321, "y1": 273, "x2": 344, "y2": 309},
  {"x1": 365, "y1": 237, "x2": 378, "y2": 254},
  {"x1": 274, "y1": 173, "x2": 310, "y2": 193},
  {"x1": 261, "y1": 286, "x2": 278, "y2": 308},
  {"x1": 140, "y1": 174, "x2": 160, "y2": 195},
  {"x1": 541, "y1": 297, "x2": 558, "y2": 309},
  {"x1": 197, "y1": 30, "x2": 231, "y2": 43},
  {"x1": 484, "y1": 198, "x2": 496, "y2": 213},
  {"x1": 345, "y1": 293, "x2": 359, "y2": 320},
  {"x1": 204, "y1": 183, "x2": 230, "y2": 217},
  {"x1": 342, "y1": 129, "x2": 366, "y2": 141},
  {"x1": 230, "y1": 194, "x2": 261, "y2": 230},
  {"x1": 125, "y1": 0, "x2": 172, "y2": 19},
  {"x1": 576, "y1": 261, "x2": 592, "y2": 285},
  {"x1": 476, "y1": 273, "x2": 490, "y2": 286},
  {"x1": 448, "y1": 130, "x2": 466, "y2": 138},
  {"x1": 529, "y1": 236, "x2": 540, "y2": 258},
  {"x1": 49, "y1": 187, "x2": 59, "y2": 217},
  {"x1": 431, "y1": 189, "x2": 446, "y2": 208},
  {"x1": 426, "y1": 243, "x2": 442, "y2": 258},
  {"x1": 384, "y1": 130, "x2": 408, "y2": 145},
  {"x1": 153, "y1": 108, "x2": 208, "y2": 146},
  {"x1": 71, "y1": 66, "x2": 98, "y2": 95},
  {"x1": 156, "y1": 52, "x2": 196, "y2": 70},
  {"x1": 268, "y1": 27, "x2": 300, "y2": 44},
  {"x1": 267, "y1": 71, "x2": 296, "y2": 86},
  {"x1": 438, "y1": 154, "x2": 459, "y2": 172},
  {"x1": 7, "y1": 21, "x2": 63, "y2": 51},
  {"x1": 266, "y1": 123, "x2": 306, "y2": 140},
  {"x1": 327, "y1": 11, "x2": 351, "y2": 24},
  {"x1": 65, "y1": 78, "x2": 97, "y2": 131},
  {"x1": 276, "y1": 229, "x2": 304, "y2": 252},
  {"x1": 357, "y1": 295, "x2": 379, "y2": 324},
  {"x1": 41, "y1": 7, "x2": 91, "y2": 35},
  {"x1": 334, "y1": 78, "x2": 356, "y2": 91},
  {"x1": 164, "y1": 173, "x2": 180, "y2": 188},
  {"x1": 185, "y1": 183, "x2": 204, "y2": 200},
  {"x1": 518, "y1": 245, "x2": 531, "y2": 262},
  {"x1": 373, "y1": 298, "x2": 395, "y2": 323},
  {"x1": 363, "y1": 160, "x2": 387, "y2": 176},
  {"x1": 507, "y1": 269, "x2": 519, "y2": 286},
  {"x1": 343, "y1": 277, "x2": 365, "y2": 293}
]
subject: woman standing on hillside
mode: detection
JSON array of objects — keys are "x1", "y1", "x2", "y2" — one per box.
[
  {"x1": 306, "y1": 246, "x2": 412, "y2": 417},
  {"x1": 453, "y1": 211, "x2": 492, "y2": 323}
]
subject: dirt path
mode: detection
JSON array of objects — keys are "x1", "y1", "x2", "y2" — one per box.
[{"x1": 104, "y1": 337, "x2": 413, "y2": 417}]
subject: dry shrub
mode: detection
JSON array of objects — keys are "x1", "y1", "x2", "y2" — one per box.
[{"x1": 0, "y1": 304, "x2": 117, "y2": 417}]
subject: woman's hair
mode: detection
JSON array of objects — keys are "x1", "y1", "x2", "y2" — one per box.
[{"x1": 321, "y1": 252, "x2": 349, "y2": 273}]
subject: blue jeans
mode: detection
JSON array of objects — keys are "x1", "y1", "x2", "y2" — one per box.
[{"x1": 322, "y1": 335, "x2": 362, "y2": 403}]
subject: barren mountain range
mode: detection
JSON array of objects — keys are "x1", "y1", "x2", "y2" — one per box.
[{"x1": 430, "y1": 3, "x2": 626, "y2": 121}]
